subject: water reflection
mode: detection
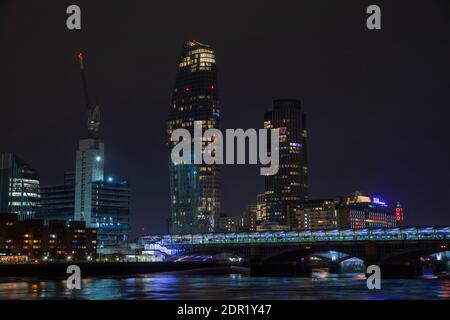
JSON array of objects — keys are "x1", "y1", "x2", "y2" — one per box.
[{"x1": 0, "y1": 272, "x2": 449, "y2": 300}]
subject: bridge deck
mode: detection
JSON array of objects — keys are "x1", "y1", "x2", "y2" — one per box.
[{"x1": 144, "y1": 226, "x2": 450, "y2": 247}]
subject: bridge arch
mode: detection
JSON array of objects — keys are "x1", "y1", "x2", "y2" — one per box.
[
  {"x1": 381, "y1": 246, "x2": 450, "y2": 263},
  {"x1": 261, "y1": 246, "x2": 366, "y2": 264},
  {"x1": 169, "y1": 249, "x2": 250, "y2": 263}
]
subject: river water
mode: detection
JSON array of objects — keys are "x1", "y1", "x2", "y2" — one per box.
[{"x1": 0, "y1": 272, "x2": 449, "y2": 300}]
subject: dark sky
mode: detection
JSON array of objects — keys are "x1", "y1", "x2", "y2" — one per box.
[{"x1": 1, "y1": 0, "x2": 450, "y2": 237}]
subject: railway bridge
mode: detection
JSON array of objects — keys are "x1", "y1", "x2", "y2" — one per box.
[{"x1": 144, "y1": 226, "x2": 450, "y2": 276}]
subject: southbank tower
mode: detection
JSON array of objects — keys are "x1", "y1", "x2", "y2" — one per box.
[
  {"x1": 167, "y1": 40, "x2": 221, "y2": 234},
  {"x1": 264, "y1": 99, "x2": 308, "y2": 227}
]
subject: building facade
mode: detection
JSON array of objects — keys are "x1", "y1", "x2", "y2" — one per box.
[
  {"x1": 91, "y1": 180, "x2": 130, "y2": 254},
  {"x1": 218, "y1": 213, "x2": 240, "y2": 233},
  {"x1": 242, "y1": 204, "x2": 258, "y2": 232},
  {"x1": 38, "y1": 175, "x2": 130, "y2": 255},
  {"x1": 167, "y1": 40, "x2": 221, "y2": 234},
  {"x1": 74, "y1": 138, "x2": 104, "y2": 226},
  {"x1": 0, "y1": 153, "x2": 40, "y2": 220},
  {"x1": 256, "y1": 193, "x2": 266, "y2": 223},
  {"x1": 264, "y1": 99, "x2": 308, "y2": 228},
  {"x1": 336, "y1": 195, "x2": 398, "y2": 229},
  {"x1": 37, "y1": 172, "x2": 75, "y2": 222},
  {"x1": 294, "y1": 199, "x2": 337, "y2": 230},
  {"x1": 0, "y1": 213, "x2": 96, "y2": 263},
  {"x1": 291, "y1": 195, "x2": 401, "y2": 231}
]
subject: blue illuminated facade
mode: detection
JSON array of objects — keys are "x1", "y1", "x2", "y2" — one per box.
[
  {"x1": 38, "y1": 176, "x2": 130, "y2": 254},
  {"x1": 91, "y1": 180, "x2": 130, "y2": 254}
]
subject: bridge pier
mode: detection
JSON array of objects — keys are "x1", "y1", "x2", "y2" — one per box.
[
  {"x1": 295, "y1": 261, "x2": 313, "y2": 277},
  {"x1": 432, "y1": 260, "x2": 448, "y2": 275},
  {"x1": 249, "y1": 264, "x2": 263, "y2": 276},
  {"x1": 249, "y1": 245, "x2": 263, "y2": 276},
  {"x1": 328, "y1": 261, "x2": 340, "y2": 274}
]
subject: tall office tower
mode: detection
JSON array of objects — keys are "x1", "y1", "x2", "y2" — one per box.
[
  {"x1": 264, "y1": 99, "x2": 308, "y2": 228},
  {"x1": 0, "y1": 153, "x2": 40, "y2": 220},
  {"x1": 74, "y1": 52, "x2": 104, "y2": 227},
  {"x1": 167, "y1": 40, "x2": 221, "y2": 234},
  {"x1": 74, "y1": 139, "x2": 104, "y2": 226}
]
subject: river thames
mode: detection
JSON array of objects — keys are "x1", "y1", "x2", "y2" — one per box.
[{"x1": 0, "y1": 272, "x2": 449, "y2": 300}]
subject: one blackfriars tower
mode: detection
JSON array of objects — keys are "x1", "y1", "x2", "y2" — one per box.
[{"x1": 167, "y1": 40, "x2": 221, "y2": 234}]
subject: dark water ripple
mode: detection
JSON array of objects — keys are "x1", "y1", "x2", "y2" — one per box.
[{"x1": 0, "y1": 273, "x2": 449, "y2": 300}]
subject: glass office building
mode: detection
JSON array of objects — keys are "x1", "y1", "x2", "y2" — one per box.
[
  {"x1": 167, "y1": 40, "x2": 221, "y2": 234},
  {"x1": 38, "y1": 174, "x2": 130, "y2": 254},
  {"x1": 0, "y1": 153, "x2": 40, "y2": 220},
  {"x1": 264, "y1": 99, "x2": 308, "y2": 227}
]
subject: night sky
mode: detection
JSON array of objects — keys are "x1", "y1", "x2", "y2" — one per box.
[{"x1": 1, "y1": 0, "x2": 449, "y2": 237}]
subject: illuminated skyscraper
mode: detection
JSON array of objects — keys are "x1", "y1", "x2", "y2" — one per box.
[
  {"x1": 0, "y1": 153, "x2": 40, "y2": 220},
  {"x1": 264, "y1": 99, "x2": 308, "y2": 227},
  {"x1": 167, "y1": 40, "x2": 221, "y2": 234}
]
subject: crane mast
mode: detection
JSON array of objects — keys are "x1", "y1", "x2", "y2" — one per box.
[{"x1": 77, "y1": 52, "x2": 100, "y2": 139}]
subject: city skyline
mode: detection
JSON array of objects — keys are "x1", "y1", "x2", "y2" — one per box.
[{"x1": 1, "y1": 1, "x2": 450, "y2": 237}]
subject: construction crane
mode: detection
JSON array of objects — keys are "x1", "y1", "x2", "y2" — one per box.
[{"x1": 77, "y1": 52, "x2": 101, "y2": 139}]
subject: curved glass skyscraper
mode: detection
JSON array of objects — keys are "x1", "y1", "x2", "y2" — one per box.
[{"x1": 167, "y1": 40, "x2": 221, "y2": 234}]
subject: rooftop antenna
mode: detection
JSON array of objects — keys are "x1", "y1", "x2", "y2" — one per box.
[{"x1": 77, "y1": 52, "x2": 101, "y2": 139}]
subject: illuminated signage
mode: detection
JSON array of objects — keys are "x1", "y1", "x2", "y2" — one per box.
[
  {"x1": 372, "y1": 197, "x2": 386, "y2": 206},
  {"x1": 395, "y1": 207, "x2": 404, "y2": 221}
]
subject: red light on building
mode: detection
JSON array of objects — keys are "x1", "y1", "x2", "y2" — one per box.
[
  {"x1": 185, "y1": 87, "x2": 191, "y2": 93},
  {"x1": 77, "y1": 52, "x2": 84, "y2": 61},
  {"x1": 395, "y1": 207, "x2": 403, "y2": 221},
  {"x1": 279, "y1": 127, "x2": 287, "y2": 135},
  {"x1": 210, "y1": 83, "x2": 215, "y2": 90}
]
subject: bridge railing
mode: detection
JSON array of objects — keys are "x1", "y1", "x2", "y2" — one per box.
[{"x1": 142, "y1": 226, "x2": 450, "y2": 246}]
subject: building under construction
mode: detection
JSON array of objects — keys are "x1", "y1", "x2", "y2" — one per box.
[{"x1": 36, "y1": 53, "x2": 130, "y2": 255}]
